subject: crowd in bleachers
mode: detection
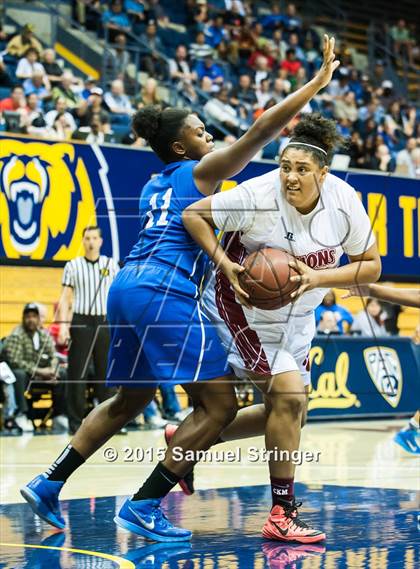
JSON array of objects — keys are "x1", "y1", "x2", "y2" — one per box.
[{"x1": 0, "y1": 1, "x2": 419, "y2": 175}]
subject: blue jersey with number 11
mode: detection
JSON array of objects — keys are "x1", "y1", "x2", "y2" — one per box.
[{"x1": 125, "y1": 160, "x2": 207, "y2": 287}]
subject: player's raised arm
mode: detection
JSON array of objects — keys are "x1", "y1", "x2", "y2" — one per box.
[
  {"x1": 343, "y1": 284, "x2": 420, "y2": 308},
  {"x1": 193, "y1": 35, "x2": 340, "y2": 195}
]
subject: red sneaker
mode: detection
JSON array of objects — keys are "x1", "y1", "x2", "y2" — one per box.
[
  {"x1": 262, "y1": 500, "x2": 326, "y2": 543},
  {"x1": 164, "y1": 424, "x2": 195, "y2": 496}
]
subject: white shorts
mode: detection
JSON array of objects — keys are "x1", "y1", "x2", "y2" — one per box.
[{"x1": 201, "y1": 271, "x2": 315, "y2": 387}]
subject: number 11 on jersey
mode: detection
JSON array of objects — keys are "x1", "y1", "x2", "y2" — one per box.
[{"x1": 145, "y1": 188, "x2": 173, "y2": 228}]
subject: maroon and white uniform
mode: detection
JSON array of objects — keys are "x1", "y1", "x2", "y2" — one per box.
[{"x1": 202, "y1": 168, "x2": 375, "y2": 385}]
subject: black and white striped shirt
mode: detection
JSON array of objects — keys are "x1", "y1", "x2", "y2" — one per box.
[{"x1": 62, "y1": 256, "x2": 119, "y2": 316}]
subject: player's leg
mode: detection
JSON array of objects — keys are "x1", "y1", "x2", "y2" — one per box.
[{"x1": 259, "y1": 370, "x2": 325, "y2": 543}]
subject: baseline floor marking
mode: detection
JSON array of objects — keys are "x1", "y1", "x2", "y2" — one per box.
[{"x1": 0, "y1": 543, "x2": 135, "y2": 568}]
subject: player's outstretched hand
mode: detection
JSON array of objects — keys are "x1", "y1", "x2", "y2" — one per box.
[
  {"x1": 314, "y1": 35, "x2": 340, "y2": 90},
  {"x1": 342, "y1": 285, "x2": 371, "y2": 299},
  {"x1": 221, "y1": 260, "x2": 252, "y2": 309},
  {"x1": 289, "y1": 259, "x2": 320, "y2": 300}
]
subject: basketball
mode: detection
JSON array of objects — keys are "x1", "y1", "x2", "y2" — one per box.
[{"x1": 238, "y1": 248, "x2": 299, "y2": 310}]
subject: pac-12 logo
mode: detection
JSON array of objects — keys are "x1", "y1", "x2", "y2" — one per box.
[
  {"x1": 363, "y1": 347, "x2": 403, "y2": 408},
  {"x1": 0, "y1": 139, "x2": 111, "y2": 260}
]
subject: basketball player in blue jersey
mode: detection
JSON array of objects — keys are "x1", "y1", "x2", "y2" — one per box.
[{"x1": 21, "y1": 36, "x2": 339, "y2": 542}]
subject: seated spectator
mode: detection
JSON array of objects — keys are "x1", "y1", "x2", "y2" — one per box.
[
  {"x1": 84, "y1": 116, "x2": 110, "y2": 144},
  {"x1": 124, "y1": 0, "x2": 146, "y2": 27},
  {"x1": 205, "y1": 14, "x2": 229, "y2": 48},
  {"x1": 348, "y1": 130, "x2": 367, "y2": 168},
  {"x1": 203, "y1": 87, "x2": 240, "y2": 136},
  {"x1": 102, "y1": 0, "x2": 132, "y2": 41},
  {"x1": 280, "y1": 48, "x2": 301, "y2": 78},
  {"x1": 326, "y1": 68, "x2": 350, "y2": 98},
  {"x1": 45, "y1": 97, "x2": 78, "y2": 132},
  {"x1": 104, "y1": 79, "x2": 134, "y2": 116},
  {"x1": 6, "y1": 24, "x2": 42, "y2": 58},
  {"x1": 315, "y1": 291, "x2": 353, "y2": 333},
  {"x1": 135, "y1": 77, "x2": 161, "y2": 107},
  {"x1": 16, "y1": 47, "x2": 46, "y2": 81},
  {"x1": 194, "y1": 55, "x2": 225, "y2": 86},
  {"x1": 272, "y1": 29, "x2": 288, "y2": 62},
  {"x1": 2, "y1": 303, "x2": 67, "y2": 433},
  {"x1": 317, "y1": 311, "x2": 341, "y2": 335},
  {"x1": 50, "y1": 112, "x2": 76, "y2": 140},
  {"x1": 353, "y1": 298, "x2": 388, "y2": 337},
  {"x1": 282, "y1": 3, "x2": 303, "y2": 33},
  {"x1": 371, "y1": 143, "x2": 396, "y2": 173},
  {"x1": 169, "y1": 44, "x2": 196, "y2": 89},
  {"x1": 272, "y1": 76, "x2": 291, "y2": 101},
  {"x1": 229, "y1": 73, "x2": 258, "y2": 112},
  {"x1": 77, "y1": 87, "x2": 110, "y2": 130},
  {"x1": 21, "y1": 92, "x2": 43, "y2": 132},
  {"x1": 104, "y1": 32, "x2": 131, "y2": 82},
  {"x1": 0, "y1": 55, "x2": 13, "y2": 87},
  {"x1": 42, "y1": 49, "x2": 64, "y2": 87},
  {"x1": 287, "y1": 32, "x2": 305, "y2": 61},
  {"x1": 396, "y1": 137, "x2": 418, "y2": 178},
  {"x1": 253, "y1": 55, "x2": 271, "y2": 87},
  {"x1": 73, "y1": 0, "x2": 101, "y2": 30},
  {"x1": 0, "y1": 85, "x2": 26, "y2": 112},
  {"x1": 390, "y1": 19, "x2": 414, "y2": 65},
  {"x1": 189, "y1": 31, "x2": 214, "y2": 61},
  {"x1": 139, "y1": 21, "x2": 166, "y2": 78},
  {"x1": 23, "y1": 69, "x2": 51, "y2": 101},
  {"x1": 256, "y1": 78, "x2": 273, "y2": 108},
  {"x1": 334, "y1": 91, "x2": 358, "y2": 123},
  {"x1": 51, "y1": 71, "x2": 83, "y2": 109}
]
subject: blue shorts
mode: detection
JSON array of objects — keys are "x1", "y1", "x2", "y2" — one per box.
[{"x1": 106, "y1": 263, "x2": 231, "y2": 389}]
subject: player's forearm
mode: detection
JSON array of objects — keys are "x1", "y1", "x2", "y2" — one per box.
[
  {"x1": 182, "y1": 209, "x2": 231, "y2": 270},
  {"x1": 367, "y1": 285, "x2": 420, "y2": 308},
  {"x1": 317, "y1": 259, "x2": 381, "y2": 289},
  {"x1": 250, "y1": 76, "x2": 323, "y2": 145}
]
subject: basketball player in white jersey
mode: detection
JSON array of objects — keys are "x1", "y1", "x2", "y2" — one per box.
[{"x1": 181, "y1": 114, "x2": 382, "y2": 543}]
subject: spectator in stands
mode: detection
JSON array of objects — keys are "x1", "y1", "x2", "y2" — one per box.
[
  {"x1": 315, "y1": 291, "x2": 353, "y2": 334},
  {"x1": 102, "y1": 0, "x2": 132, "y2": 41},
  {"x1": 353, "y1": 298, "x2": 388, "y2": 337},
  {"x1": 204, "y1": 86, "x2": 240, "y2": 136},
  {"x1": 205, "y1": 13, "x2": 229, "y2": 47},
  {"x1": 104, "y1": 79, "x2": 134, "y2": 123},
  {"x1": 104, "y1": 32, "x2": 131, "y2": 82},
  {"x1": 0, "y1": 55, "x2": 13, "y2": 88},
  {"x1": 2, "y1": 303, "x2": 67, "y2": 433},
  {"x1": 51, "y1": 71, "x2": 83, "y2": 109},
  {"x1": 139, "y1": 21, "x2": 166, "y2": 78},
  {"x1": 194, "y1": 54, "x2": 225, "y2": 86},
  {"x1": 135, "y1": 77, "x2": 162, "y2": 108},
  {"x1": 169, "y1": 44, "x2": 196, "y2": 90},
  {"x1": 16, "y1": 47, "x2": 46, "y2": 81},
  {"x1": 51, "y1": 112, "x2": 76, "y2": 140},
  {"x1": 256, "y1": 77, "x2": 273, "y2": 109},
  {"x1": 334, "y1": 91, "x2": 358, "y2": 123},
  {"x1": 189, "y1": 31, "x2": 214, "y2": 61},
  {"x1": 125, "y1": 0, "x2": 146, "y2": 31},
  {"x1": 21, "y1": 92, "x2": 43, "y2": 131},
  {"x1": 45, "y1": 98, "x2": 77, "y2": 132},
  {"x1": 396, "y1": 137, "x2": 418, "y2": 178},
  {"x1": 77, "y1": 87, "x2": 110, "y2": 131},
  {"x1": 229, "y1": 73, "x2": 258, "y2": 113},
  {"x1": 326, "y1": 67, "x2": 350, "y2": 98},
  {"x1": 6, "y1": 24, "x2": 42, "y2": 58},
  {"x1": 280, "y1": 48, "x2": 301, "y2": 79},
  {"x1": 272, "y1": 76, "x2": 291, "y2": 101},
  {"x1": 348, "y1": 130, "x2": 367, "y2": 169},
  {"x1": 0, "y1": 85, "x2": 26, "y2": 112},
  {"x1": 23, "y1": 70, "x2": 51, "y2": 101},
  {"x1": 84, "y1": 116, "x2": 109, "y2": 144},
  {"x1": 390, "y1": 19, "x2": 414, "y2": 66},
  {"x1": 287, "y1": 32, "x2": 305, "y2": 61},
  {"x1": 252, "y1": 54, "x2": 270, "y2": 87},
  {"x1": 283, "y1": 3, "x2": 303, "y2": 34},
  {"x1": 42, "y1": 49, "x2": 64, "y2": 87},
  {"x1": 317, "y1": 311, "x2": 340, "y2": 335},
  {"x1": 371, "y1": 143, "x2": 396, "y2": 173}
]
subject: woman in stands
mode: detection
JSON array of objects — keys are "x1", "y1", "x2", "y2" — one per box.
[
  {"x1": 21, "y1": 37, "x2": 339, "y2": 544},
  {"x1": 182, "y1": 113, "x2": 381, "y2": 542}
]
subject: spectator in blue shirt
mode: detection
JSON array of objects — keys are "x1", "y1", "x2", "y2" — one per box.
[
  {"x1": 315, "y1": 291, "x2": 353, "y2": 334},
  {"x1": 23, "y1": 70, "x2": 50, "y2": 101},
  {"x1": 205, "y1": 14, "x2": 229, "y2": 48},
  {"x1": 102, "y1": 0, "x2": 132, "y2": 40},
  {"x1": 194, "y1": 55, "x2": 225, "y2": 85}
]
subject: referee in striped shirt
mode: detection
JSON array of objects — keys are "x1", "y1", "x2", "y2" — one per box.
[{"x1": 58, "y1": 226, "x2": 119, "y2": 434}]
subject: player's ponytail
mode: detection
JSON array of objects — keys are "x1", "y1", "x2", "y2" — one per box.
[
  {"x1": 132, "y1": 106, "x2": 191, "y2": 163},
  {"x1": 286, "y1": 113, "x2": 346, "y2": 166}
]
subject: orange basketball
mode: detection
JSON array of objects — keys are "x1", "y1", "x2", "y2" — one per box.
[{"x1": 238, "y1": 248, "x2": 299, "y2": 310}]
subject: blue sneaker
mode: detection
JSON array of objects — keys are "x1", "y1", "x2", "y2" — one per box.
[
  {"x1": 394, "y1": 428, "x2": 420, "y2": 455},
  {"x1": 20, "y1": 474, "x2": 65, "y2": 529},
  {"x1": 114, "y1": 498, "x2": 192, "y2": 542}
]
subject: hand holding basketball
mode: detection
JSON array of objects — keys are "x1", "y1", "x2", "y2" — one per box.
[
  {"x1": 220, "y1": 260, "x2": 251, "y2": 308},
  {"x1": 288, "y1": 259, "x2": 321, "y2": 300}
]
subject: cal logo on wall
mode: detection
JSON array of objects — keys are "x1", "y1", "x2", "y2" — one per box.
[
  {"x1": 0, "y1": 138, "x2": 118, "y2": 260},
  {"x1": 363, "y1": 347, "x2": 403, "y2": 408}
]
